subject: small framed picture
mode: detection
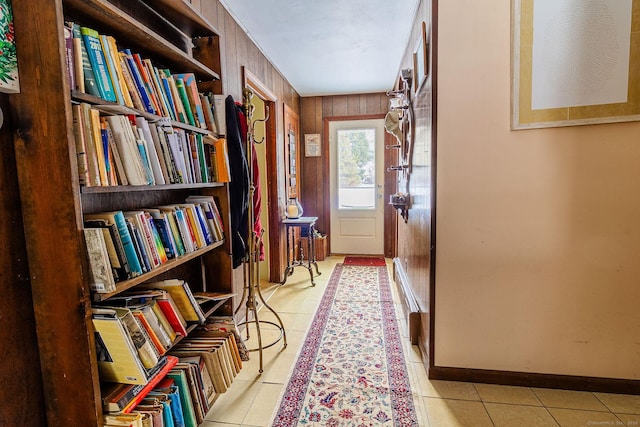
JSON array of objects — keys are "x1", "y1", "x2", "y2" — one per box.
[
  {"x1": 413, "y1": 21, "x2": 428, "y2": 92},
  {"x1": 305, "y1": 133, "x2": 321, "y2": 157}
]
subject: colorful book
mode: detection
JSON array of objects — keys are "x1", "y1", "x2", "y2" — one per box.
[
  {"x1": 84, "y1": 210, "x2": 143, "y2": 277},
  {"x1": 121, "y1": 49, "x2": 155, "y2": 114},
  {"x1": 174, "y1": 73, "x2": 206, "y2": 129},
  {"x1": 99, "y1": 34, "x2": 125, "y2": 106},
  {"x1": 174, "y1": 78, "x2": 196, "y2": 126},
  {"x1": 71, "y1": 23, "x2": 100, "y2": 96},
  {"x1": 80, "y1": 26, "x2": 117, "y2": 102}
]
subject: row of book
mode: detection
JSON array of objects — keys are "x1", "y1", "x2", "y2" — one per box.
[
  {"x1": 64, "y1": 21, "x2": 226, "y2": 135},
  {"x1": 84, "y1": 198, "x2": 224, "y2": 293},
  {"x1": 72, "y1": 103, "x2": 231, "y2": 187},
  {"x1": 94, "y1": 282, "x2": 244, "y2": 425}
]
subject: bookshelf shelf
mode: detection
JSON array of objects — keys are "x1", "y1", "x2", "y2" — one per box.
[
  {"x1": 64, "y1": 0, "x2": 220, "y2": 81},
  {"x1": 92, "y1": 240, "x2": 225, "y2": 301},
  {"x1": 81, "y1": 182, "x2": 225, "y2": 194},
  {"x1": 11, "y1": 0, "x2": 232, "y2": 425}
]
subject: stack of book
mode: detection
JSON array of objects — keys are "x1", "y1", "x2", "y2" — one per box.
[
  {"x1": 72, "y1": 103, "x2": 231, "y2": 187},
  {"x1": 83, "y1": 199, "x2": 225, "y2": 293},
  {"x1": 94, "y1": 280, "x2": 239, "y2": 423},
  {"x1": 64, "y1": 21, "x2": 225, "y2": 136}
]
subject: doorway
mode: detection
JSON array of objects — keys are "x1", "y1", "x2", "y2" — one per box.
[
  {"x1": 243, "y1": 68, "x2": 281, "y2": 283},
  {"x1": 329, "y1": 119, "x2": 386, "y2": 255}
]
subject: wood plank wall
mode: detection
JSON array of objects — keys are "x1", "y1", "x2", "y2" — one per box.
[{"x1": 299, "y1": 93, "x2": 390, "y2": 246}]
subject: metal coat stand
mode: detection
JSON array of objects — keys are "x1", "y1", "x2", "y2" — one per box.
[{"x1": 234, "y1": 88, "x2": 287, "y2": 373}]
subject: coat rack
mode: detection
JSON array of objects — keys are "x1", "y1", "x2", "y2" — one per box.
[
  {"x1": 385, "y1": 68, "x2": 414, "y2": 222},
  {"x1": 234, "y1": 87, "x2": 287, "y2": 373}
]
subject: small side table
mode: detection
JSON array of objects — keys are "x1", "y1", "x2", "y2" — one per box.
[{"x1": 281, "y1": 216, "x2": 321, "y2": 286}]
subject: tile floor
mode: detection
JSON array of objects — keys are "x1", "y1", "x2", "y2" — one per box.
[{"x1": 202, "y1": 256, "x2": 640, "y2": 427}]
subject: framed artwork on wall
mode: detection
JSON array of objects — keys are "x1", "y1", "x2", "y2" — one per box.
[
  {"x1": 413, "y1": 21, "x2": 428, "y2": 92},
  {"x1": 0, "y1": 0, "x2": 19, "y2": 94},
  {"x1": 304, "y1": 133, "x2": 321, "y2": 157},
  {"x1": 512, "y1": 0, "x2": 640, "y2": 129}
]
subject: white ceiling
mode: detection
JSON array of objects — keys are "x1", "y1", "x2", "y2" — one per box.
[{"x1": 218, "y1": 0, "x2": 420, "y2": 97}]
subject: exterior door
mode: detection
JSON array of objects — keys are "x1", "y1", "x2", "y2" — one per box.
[{"x1": 329, "y1": 119, "x2": 385, "y2": 254}]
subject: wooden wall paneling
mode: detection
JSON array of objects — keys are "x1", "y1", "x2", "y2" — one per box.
[
  {"x1": 223, "y1": 9, "x2": 241, "y2": 99},
  {"x1": 331, "y1": 95, "x2": 349, "y2": 117},
  {"x1": 0, "y1": 95, "x2": 46, "y2": 427}
]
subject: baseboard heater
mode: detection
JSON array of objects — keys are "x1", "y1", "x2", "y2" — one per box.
[{"x1": 393, "y1": 258, "x2": 421, "y2": 345}]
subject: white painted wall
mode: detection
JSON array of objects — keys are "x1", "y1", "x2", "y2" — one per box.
[{"x1": 435, "y1": 0, "x2": 640, "y2": 379}]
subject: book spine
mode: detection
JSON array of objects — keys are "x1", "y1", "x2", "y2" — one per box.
[
  {"x1": 121, "y1": 49, "x2": 155, "y2": 114},
  {"x1": 80, "y1": 26, "x2": 117, "y2": 102},
  {"x1": 72, "y1": 23, "x2": 100, "y2": 97},
  {"x1": 64, "y1": 24, "x2": 76, "y2": 91},
  {"x1": 113, "y1": 211, "x2": 143, "y2": 276},
  {"x1": 174, "y1": 78, "x2": 196, "y2": 126}
]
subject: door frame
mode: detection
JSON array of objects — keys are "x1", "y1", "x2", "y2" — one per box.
[
  {"x1": 323, "y1": 114, "x2": 398, "y2": 258},
  {"x1": 242, "y1": 67, "x2": 283, "y2": 282}
]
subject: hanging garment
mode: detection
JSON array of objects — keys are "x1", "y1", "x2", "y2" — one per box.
[{"x1": 225, "y1": 95, "x2": 250, "y2": 268}]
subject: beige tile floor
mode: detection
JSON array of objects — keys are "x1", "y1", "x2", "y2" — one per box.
[{"x1": 202, "y1": 256, "x2": 640, "y2": 427}]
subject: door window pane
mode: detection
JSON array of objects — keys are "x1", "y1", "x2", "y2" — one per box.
[{"x1": 337, "y1": 128, "x2": 376, "y2": 209}]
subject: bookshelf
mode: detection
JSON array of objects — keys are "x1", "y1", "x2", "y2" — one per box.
[{"x1": 10, "y1": 0, "x2": 231, "y2": 425}]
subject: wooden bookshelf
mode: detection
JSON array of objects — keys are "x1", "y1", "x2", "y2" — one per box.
[{"x1": 10, "y1": 0, "x2": 231, "y2": 425}]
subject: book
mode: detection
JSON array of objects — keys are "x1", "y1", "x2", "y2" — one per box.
[
  {"x1": 121, "y1": 355, "x2": 179, "y2": 414},
  {"x1": 104, "y1": 115, "x2": 148, "y2": 185},
  {"x1": 109, "y1": 307, "x2": 159, "y2": 369},
  {"x1": 185, "y1": 195, "x2": 223, "y2": 242},
  {"x1": 169, "y1": 339, "x2": 228, "y2": 393},
  {"x1": 167, "y1": 369, "x2": 198, "y2": 427},
  {"x1": 146, "y1": 208, "x2": 177, "y2": 259},
  {"x1": 155, "y1": 294, "x2": 188, "y2": 337},
  {"x1": 71, "y1": 104, "x2": 90, "y2": 186},
  {"x1": 132, "y1": 53, "x2": 161, "y2": 113},
  {"x1": 99, "y1": 34, "x2": 125, "y2": 106},
  {"x1": 80, "y1": 26, "x2": 117, "y2": 102},
  {"x1": 117, "y1": 51, "x2": 145, "y2": 111},
  {"x1": 179, "y1": 355, "x2": 216, "y2": 410},
  {"x1": 124, "y1": 211, "x2": 160, "y2": 269},
  {"x1": 67, "y1": 21, "x2": 85, "y2": 92},
  {"x1": 161, "y1": 70, "x2": 187, "y2": 123},
  {"x1": 205, "y1": 316, "x2": 249, "y2": 362},
  {"x1": 135, "y1": 116, "x2": 166, "y2": 185},
  {"x1": 127, "y1": 219, "x2": 150, "y2": 273},
  {"x1": 102, "y1": 118, "x2": 130, "y2": 186},
  {"x1": 92, "y1": 308, "x2": 149, "y2": 384},
  {"x1": 63, "y1": 24, "x2": 75, "y2": 91},
  {"x1": 84, "y1": 210, "x2": 143, "y2": 277},
  {"x1": 80, "y1": 103, "x2": 102, "y2": 186},
  {"x1": 174, "y1": 73, "x2": 206, "y2": 129},
  {"x1": 89, "y1": 107, "x2": 109, "y2": 186},
  {"x1": 83, "y1": 228, "x2": 116, "y2": 293},
  {"x1": 120, "y1": 49, "x2": 155, "y2": 114},
  {"x1": 71, "y1": 23, "x2": 100, "y2": 97},
  {"x1": 212, "y1": 94, "x2": 226, "y2": 135},
  {"x1": 104, "y1": 35, "x2": 134, "y2": 108},
  {"x1": 212, "y1": 137, "x2": 231, "y2": 182},
  {"x1": 200, "y1": 93, "x2": 218, "y2": 135},
  {"x1": 146, "y1": 380, "x2": 185, "y2": 426},
  {"x1": 157, "y1": 206, "x2": 186, "y2": 256},
  {"x1": 137, "y1": 279, "x2": 206, "y2": 324},
  {"x1": 84, "y1": 218, "x2": 131, "y2": 281}
]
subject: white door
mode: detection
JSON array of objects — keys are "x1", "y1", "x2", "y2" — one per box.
[{"x1": 329, "y1": 119, "x2": 385, "y2": 255}]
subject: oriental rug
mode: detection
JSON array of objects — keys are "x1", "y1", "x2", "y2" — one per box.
[{"x1": 270, "y1": 264, "x2": 418, "y2": 427}]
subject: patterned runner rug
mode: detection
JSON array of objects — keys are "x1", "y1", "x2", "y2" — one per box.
[
  {"x1": 271, "y1": 264, "x2": 418, "y2": 426},
  {"x1": 343, "y1": 256, "x2": 387, "y2": 266}
]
